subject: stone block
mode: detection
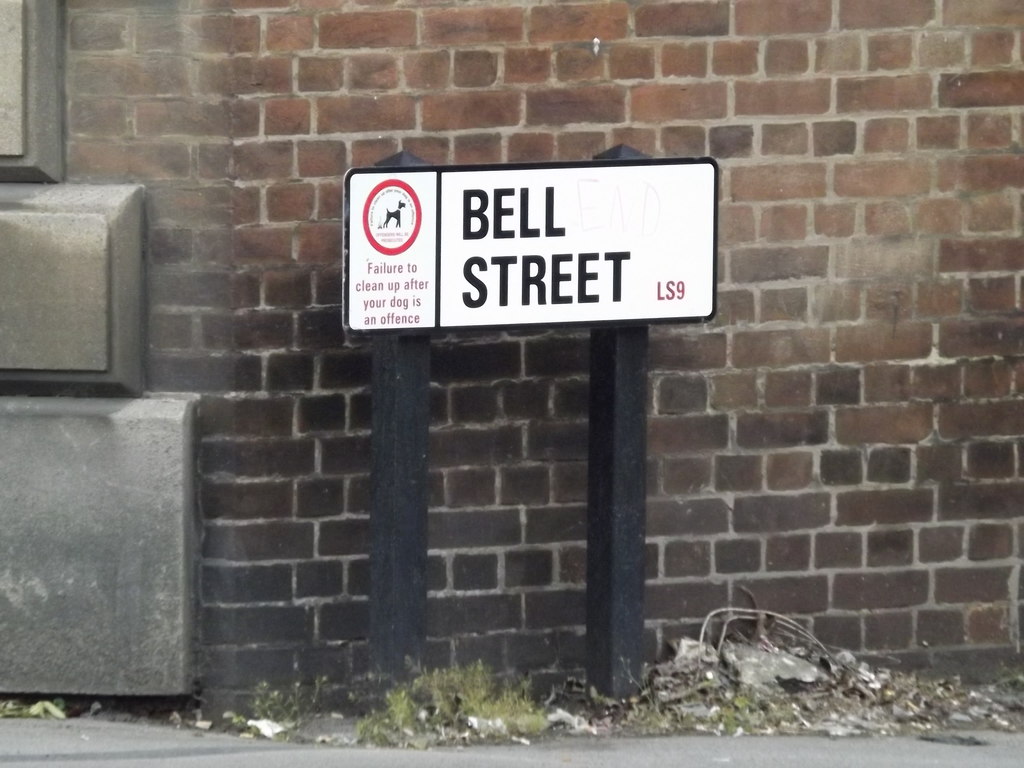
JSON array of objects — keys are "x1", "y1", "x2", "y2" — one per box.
[
  {"x1": 0, "y1": 0, "x2": 61, "y2": 181},
  {"x1": 0, "y1": 397, "x2": 197, "y2": 695},
  {"x1": 0, "y1": 184, "x2": 145, "y2": 394},
  {"x1": 0, "y1": 0, "x2": 25, "y2": 157}
]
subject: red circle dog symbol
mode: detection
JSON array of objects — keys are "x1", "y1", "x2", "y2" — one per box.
[{"x1": 362, "y1": 179, "x2": 422, "y2": 256}]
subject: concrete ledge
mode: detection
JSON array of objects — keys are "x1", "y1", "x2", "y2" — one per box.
[
  {"x1": 0, "y1": 0, "x2": 61, "y2": 181},
  {"x1": 0, "y1": 397, "x2": 197, "y2": 695},
  {"x1": 0, "y1": 184, "x2": 145, "y2": 395}
]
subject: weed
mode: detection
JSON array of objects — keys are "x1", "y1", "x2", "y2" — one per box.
[{"x1": 357, "y1": 662, "x2": 546, "y2": 747}]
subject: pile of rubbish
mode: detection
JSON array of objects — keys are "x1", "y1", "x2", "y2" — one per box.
[{"x1": 550, "y1": 605, "x2": 1024, "y2": 738}]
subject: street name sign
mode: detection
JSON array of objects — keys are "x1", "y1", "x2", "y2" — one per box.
[{"x1": 344, "y1": 157, "x2": 717, "y2": 333}]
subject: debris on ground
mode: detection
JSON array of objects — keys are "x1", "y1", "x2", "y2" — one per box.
[{"x1": 548, "y1": 603, "x2": 1024, "y2": 739}]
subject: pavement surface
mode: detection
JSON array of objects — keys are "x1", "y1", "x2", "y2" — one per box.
[{"x1": 2, "y1": 719, "x2": 1024, "y2": 768}]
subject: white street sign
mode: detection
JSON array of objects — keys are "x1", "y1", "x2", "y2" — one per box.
[{"x1": 345, "y1": 158, "x2": 717, "y2": 333}]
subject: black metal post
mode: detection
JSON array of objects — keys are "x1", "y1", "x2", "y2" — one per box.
[
  {"x1": 586, "y1": 145, "x2": 651, "y2": 698},
  {"x1": 367, "y1": 151, "x2": 430, "y2": 680}
]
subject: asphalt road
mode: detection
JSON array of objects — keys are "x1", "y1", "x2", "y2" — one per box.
[{"x1": 2, "y1": 719, "x2": 1023, "y2": 767}]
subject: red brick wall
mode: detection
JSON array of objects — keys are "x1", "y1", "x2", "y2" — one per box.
[{"x1": 66, "y1": 0, "x2": 1024, "y2": 708}]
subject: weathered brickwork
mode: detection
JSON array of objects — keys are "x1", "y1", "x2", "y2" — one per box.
[{"x1": 65, "y1": 0, "x2": 1023, "y2": 708}]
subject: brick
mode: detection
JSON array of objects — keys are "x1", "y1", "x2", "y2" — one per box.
[
  {"x1": 348, "y1": 54, "x2": 399, "y2": 91},
  {"x1": 766, "y1": 452, "x2": 813, "y2": 491},
  {"x1": 453, "y1": 554, "x2": 498, "y2": 591},
  {"x1": 919, "y1": 526, "x2": 965, "y2": 563},
  {"x1": 935, "y1": 567, "x2": 1011, "y2": 603},
  {"x1": 734, "y1": 576, "x2": 828, "y2": 614},
  {"x1": 833, "y1": 571, "x2": 928, "y2": 609},
  {"x1": 524, "y1": 590, "x2": 584, "y2": 629},
  {"x1": 203, "y1": 606, "x2": 312, "y2": 645},
  {"x1": 422, "y1": 8, "x2": 523, "y2": 45},
  {"x1": 917, "y1": 610, "x2": 964, "y2": 646},
  {"x1": 835, "y1": 160, "x2": 930, "y2": 197},
  {"x1": 945, "y1": 0, "x2": 1024, "y2": 25},
  {"x1": 864, "y1": 117, "x2": 910, "y2": 152},
  {"x1": 964, "y1": 357, "x2": 1015, "y2": 396},
  {"x1": 967, "y1": 604, "x2": 1010, "y2": 644},
  {"x1": 765, "y1": 39, "x2": 809, "y2": 75},
  {"x1": 526, "y1": 86, "x2": 625, "y2": 125},
  {"x1": 632, "y1": 83, "x2": 725, "y2": 121},
  {"x1": 430, "y1": 426, "x2": 522, "y2": 467},
  {"x1": 868, "y1": 34, "x2": 913, "y2": 70},
  {"x1": 318, "y1": 95, "x2": 414, "y2": 133},
  {"x1": 968, "y1": 523, "x2": 1014, "y2": 560},
  {"x1": 762, "y1": 123, "x2": 808, "y2": 155},
  {"x1": 424, "y1": 91, "x2": 520, "y2": 130},
  {"x1": 198, "y1": 57, "x2": 291, "y2": 96},
  {"x1": 454, "y1": 50, "x2": 498, "y2": 88},
  {"x1": 266, "y1": 15, "x2": 313, "y2": 51},
  {"x1": 709, "y1": 125, "x2": 753, "y2": 158},
  {"x1": 941, "y1": 484, "x2": 1024, "y2": 521},
  {"x1": 733, "y1": 494, "x2": 830, "y2": 532},
  {"x1": 839, "y1": 0, "x2": 934, "y2": 28},
  {"x1": 764, "y1": 370, "x2": 812, "y2": 407},
  {"x1": 732, "y1": 329, "x2": 830, "y2": 368},
  {"x1": 446, "y1": 467, "x2": 497, "y2": 507},
  {"x1": 646, "y1": 582, "x2": 729, "y2": 621},
  {"x1": 940, "y1": 72, "x2": 1024, "y2": 108},
  {"x1": 70, "y1": 140, "x2": 191, "y2": 180},
  {"x1": 867, "y1": 529, "x2": 913, "y2": 567},
  {"x1": 608, "y1": 45, "x2": 655, "y2": 80},
  {"x1": 867, "y1": 447, "x2": 911, "y2": 483},
  {"x1": 815, "y1": 531, "x2": 862, "y2": 568},
  {"x1": 731, "y1": 246, "x2": 827, "y2": 282},
  {"x1": 735, "y1": 0, "x2": 831, "y2": 34},
  {"x1": 816, "y1": 35, "x2": 862, "y2": 72},
  {"x1": 203, "y1": 521, "x2": 314, "y2": 562},
  {"x1": 940, "y1": 401, "x2": 1024, "y2": 440},
  {"x1": 529, "y1": 2, "x2": 628, "y2": 42},
  {"x1": 837, "y1": 489, "x2": 932, "y2": 526},
  {"x1": 201, "y1": 397, "x2": 293, "y2": 438},
  {"x1": 731, "y1": 164, "x2": 826, "y2": 201},
  {"x1": 865, "y1": 612, "x2": 912, "y2": 650},
  {"x1": 319, "y1": 11, "x2": 416, "y2": 49},
  {"x1": 813, "y1": 120, "x2": 857, "y2": 155},
  {"x1": 429, "y1": 595, "x2": 520, "y2": 636},
  {"x1": 662, "y1": 43, "x2": 707, "y2": 77},
  {"x1": 714, "y1": 538, "x2": 761, "y2": 574},
  {"x1": 202, "y1": 563, "x2": 292, "y2": 605},
  {"x1": 760, "y1": 215, "x2": 809, "y2": 251},
  {"x1": 735, "y1": 80, "x2": 831, "y2": 115},
  {"x1": 737, "y1": 411, "x2": 828, "y2": 449},
  {"x1": 837, "y1": 75, "x2": 932, "y2": 112},
  {"x1": 713, "y1": 41, "x2": 758, "y2": 76},
  {"x1": 765, "y1": 534, "x2": 810, "y2": 571},
  {"x1": 657, "y1": 375, "x2": 707, "y2": 414},
  {"x1": 835, "y1": 323, "x2": 932, "y2": 362},
  {"x1": 320, "y1": 602, "x2": 369, "y2": 642},
  {"x1": 918, "y1": 116, "x2": 960, "y2": 150},
  {"x1": 648, "y1": 498, "x2": 729, "y2": 536},
  {"x1": 202, "y1": 480, "x2": 292, "y2": 520},
  {"x1": 665, "y1": 540, "x2": 712, "y2": 577},
  {"x1": 836, "y1": 404, "x2": 932, "y2": 444},
  {"x1": 940, "y1": 239, "x2": 1024, "y2": 272},
  {"x1": 646, "y1": 415, "x2": 728, "y2": 456},
  {"x1": 954, "y1": 155, "x2": 1024, "y2": 191},
  {"x1": 636, "y1": 2, "x2": 729, "y2": 36},
  {"x1": 505, "y1": 549, "x2": 553, "y2": 587},
  {"x1": 715, "y1": 455, "x2": 762, "y2": 492},
  {"x1": 649, "y1": 331, "x2": 727, "y2": 370}
]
